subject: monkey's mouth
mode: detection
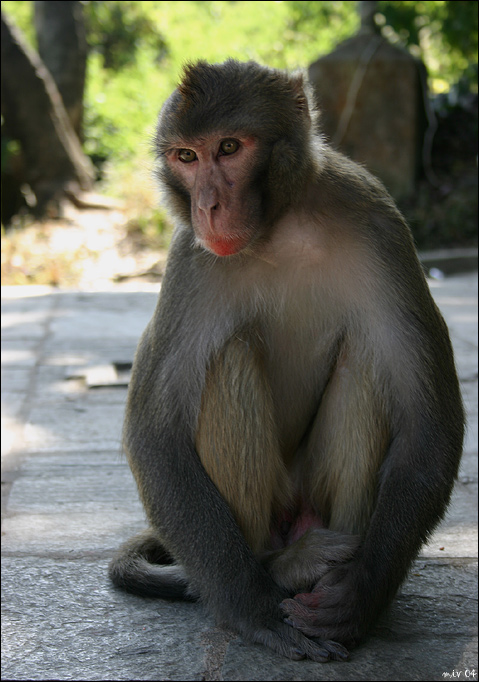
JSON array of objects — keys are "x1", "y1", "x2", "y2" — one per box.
[{"x1": 202, "y1": 235, "x2": 250, "y2": 257}]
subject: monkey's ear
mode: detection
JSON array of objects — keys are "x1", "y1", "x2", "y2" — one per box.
[{"x1": 290, "y1": 74, "x2": 311, "y2": 122}]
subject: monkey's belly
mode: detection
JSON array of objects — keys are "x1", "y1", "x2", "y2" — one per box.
[{"x1": 270, "y1": 502, "x2": 325, "y2": 550}]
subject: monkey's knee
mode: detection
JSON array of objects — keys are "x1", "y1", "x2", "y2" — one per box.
[{"x1": 261, "y1": 528, "x2": 360, "y2": 593}]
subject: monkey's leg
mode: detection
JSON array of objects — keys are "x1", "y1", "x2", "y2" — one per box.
[
  {"x1": 109, "y1": 528, "x2": 190, "y2": 599},
  {"x1": 280, "y1": 327, "x2": 462, "y2": 647},
  {"x1": 305, "y1": 347, "x2": 389, "y2": 536},
  {"x1": 280, "y1": 347, "x2": 389, "y2": 645},
  {"x1": 197, "y1": 335, "x2": 359, "y2": 601},
  {"x1": 195, "y1": 334, "x2": 348, "y2": 661},
  {"x1": 196, "y1": 334, "x2": 291, "y2": 553}
]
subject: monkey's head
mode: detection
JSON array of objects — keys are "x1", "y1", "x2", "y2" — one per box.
[{"x1": 154, "y1": 60, "x2": 319, "y2": 257}]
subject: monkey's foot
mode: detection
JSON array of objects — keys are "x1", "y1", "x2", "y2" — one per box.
[{"x1": 253, "y1": 620, "x2": 349, "y2": 662}]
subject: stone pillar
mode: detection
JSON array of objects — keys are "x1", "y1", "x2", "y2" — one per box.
[{"x1": 308, "y1": 28, "x2": 427, "y2": 200}]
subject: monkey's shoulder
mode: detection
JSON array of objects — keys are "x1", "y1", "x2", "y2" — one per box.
[
  {"x1": 309, "y1": 145, "x2": 415, "y2": 252},
  {"x1": 314, "y1": 146, "x2": 402, "y2": 220},
  {"x1": 317, "y1": 146, "x2": 387, "y2": 194}
]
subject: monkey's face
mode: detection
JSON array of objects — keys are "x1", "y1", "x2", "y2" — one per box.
[
  {"x1": 164, "y1": 134, "x2": 263, "y2": 257},
  {"x1": 155, "y1": 60, "x2": 316, "y2": 255}
]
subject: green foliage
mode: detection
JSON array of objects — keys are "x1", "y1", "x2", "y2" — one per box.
[
  {"x1": 284, "y1": 0, "x2": 359, "y2": 59},
  {"x1": 1, "y1": 0, "x2": 35, "y2": 46},
  {"x1": 3, "y1": 0, "x2": 477, "y2": 171},
  {"x1": 83, "y1": 51, "x2": 169, "y2": 168},
  {"x1": 85, "y1": 0, "x2": 168, "y2": 70},
  {"x1": 82, "y1": 0, "x2": 360, "y2": 173},
  {"x1": 81, "y1": 0, "x2": 478, "y2": 170},
  {"x1": 2, "y1": 0, "x2": 477, "y2": 248},
  {"x1": 377, "y1": 1, "x2": 478, "y2": 91}
]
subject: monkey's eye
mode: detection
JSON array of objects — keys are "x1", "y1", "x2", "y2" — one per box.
[
  {"x1": 178, "y1": 149, "x2": 197, "y2": 163},
  {"x1": 219, "y1": 139, "x2": 239, "y2": 155}
]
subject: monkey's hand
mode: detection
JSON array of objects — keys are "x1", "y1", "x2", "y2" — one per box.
[{"x1": 279, "y1": 562, "x2": 375, "y2": 648}]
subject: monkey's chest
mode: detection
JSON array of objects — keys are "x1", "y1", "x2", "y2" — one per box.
[{"x1": 261, "y1": 317, "x2": 340, "y2": 460}]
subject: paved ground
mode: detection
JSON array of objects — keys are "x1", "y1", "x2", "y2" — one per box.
[{"x1": 1, "y1": 270, "x2": 477, "y2": 682}]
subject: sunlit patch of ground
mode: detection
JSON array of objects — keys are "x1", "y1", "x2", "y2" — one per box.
[{"x1": 1, "y1": 199, "x2": 168, "y2": 289}]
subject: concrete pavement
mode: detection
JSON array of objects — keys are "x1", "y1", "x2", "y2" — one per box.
[{"x1": 1, "y1": 271, "x2": 477, "y2": 681}]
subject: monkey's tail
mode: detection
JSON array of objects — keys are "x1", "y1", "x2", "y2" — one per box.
[{"x1": 108, "y1": 529, "x2": 193, "y2": 601}]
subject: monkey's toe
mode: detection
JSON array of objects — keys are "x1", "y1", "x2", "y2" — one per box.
[{"x1": 253, "y1": 620, "x2": 345, "y2": 663}]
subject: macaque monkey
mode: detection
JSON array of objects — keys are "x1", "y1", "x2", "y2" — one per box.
[{"x1": 109, "y1": 60, "x2": 464, "y2": 662}]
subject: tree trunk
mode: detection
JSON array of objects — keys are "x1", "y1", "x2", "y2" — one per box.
[
  {"x1": 34, "y1": 0, "x2": 87, "y2": 141},
  {"x1": 1, "y1": 11, "x2": 94, "y2": 217}
]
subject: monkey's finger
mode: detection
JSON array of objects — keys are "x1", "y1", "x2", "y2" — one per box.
[
  {"x1": 313, "y1": 638, "x2": 349, "y2": 661},
  {"x1": 280, "y1": 594, "x2": 351, "y2": 633},
  {"x1": 280, "y1": 590, "x2": 342, "y2": 619},
  {"x1": 284, "y1": 618, "x2": 349, "y2": 662},
  {"x1": 300, "y1": 636, "x2": 346, "y2": 663},
  {"x1": 283, "y1": 611, "x2": 351, "y2": 645},
  {"x1": 295, "y1": 587, "x2": 342, "y2": 609},
  {"x1": 280, "y1": 597, "x2": 329, "y2": 636}
]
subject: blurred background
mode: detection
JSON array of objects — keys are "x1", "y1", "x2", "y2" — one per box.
[{"x1": 1, "y1": 0, "x2": 477, "y2": 287}]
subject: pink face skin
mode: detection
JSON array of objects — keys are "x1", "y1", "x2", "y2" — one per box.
[{"x1": 165, "y1": 134, "x2": 259, "y2": 256}]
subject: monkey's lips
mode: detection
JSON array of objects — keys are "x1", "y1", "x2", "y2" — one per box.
[{"x1": 203, "y1": 236, "x2": 249, "y2": 257}]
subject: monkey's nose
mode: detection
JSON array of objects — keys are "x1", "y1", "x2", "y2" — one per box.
[
  {"x1": 198, "y1": 198, "x2": 220, "y2": 213},
  {"x1": 197, "y1": 185, "x2": 220, "y2": 213}
]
